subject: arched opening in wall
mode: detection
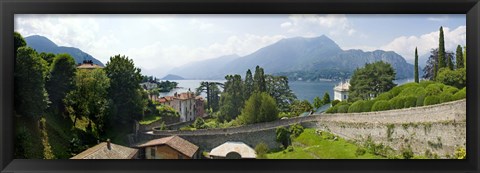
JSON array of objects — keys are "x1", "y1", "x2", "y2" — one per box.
[{"x1": 225, "y1": 152, "x2": 242, "y2": 159}]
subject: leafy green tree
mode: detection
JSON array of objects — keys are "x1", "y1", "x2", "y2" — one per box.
[
  {"x1": 46, "y1": 54, "x2": 77, "y2": 116},
  {"x1": 322, "y1": 92, "x2": 331, "y2": 104},
  {"x1": 438, "y1": 26, "x2": 446, "y2": 70},
  {"x1": 14, "y1": 32, "x2": 26, "y2": 58},
  {"x1": 290, "y1": 100, "x2": 313, "y2": 116},
  {"x1": 218, "y1": 75, "x2": 244, "y2": 122},
  {"x1": 349, "y1": 61, "x2": 396, "y2": 101},
  {"x1": 244, "y1": 69, "x2": 254, "y2": 100},
  {"x1": 423, "y1": 48, "x2": 454, "y2": 80},
  {"x1": 104, "y1": 55, "x2": 144, "y2": 129},
  {"x1": 313, "y1": 96, "x2": 323, "y2": 109},
  {"x1": 265, "y1": 75, "x2": 296, "y2": 112},
  {"x1": 289, "y1": 123, "x2": 304, "y2": 138},
  {"x1": 39, "y1": 52, "x2": 56, "y2": 67},
  {"x1": 14, "y1": 47, "x2": 49, "y2": 119},
  {"x1": 456, "y1": 45, "x2": 464, "y2": 69},
  {"x1": 414, "y1": 47, "x2": 419, "y2": 83},
  {"x1": 64, "y1": 69, "x2": 110, "y2": 134},
  {"x1": 436, "y1": 68, "x2": 466, "y2": 89},
  {"x1": 239, "y1": 92, "x2": 278, "y2": 124},
  {"x1": 196, "y1": 81, "x2": 222, "y2": 112},
  {"x1": 253, "y1": 65, "x2": 266, "y2": 93}
]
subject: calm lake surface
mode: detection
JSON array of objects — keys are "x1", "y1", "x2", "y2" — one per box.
[{"x1": 160, "y1": 78, "x2": 414, "y2": 103}]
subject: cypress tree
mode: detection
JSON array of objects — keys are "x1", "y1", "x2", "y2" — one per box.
[
  {"x1": 456, "y1": 45, "x2": 464, "y2": 69},
  {"x1": 414, "y1": 47, "x2": 419, "y2": 83},
  {"x1": 438, "y1": 26, "x2": 446, "y2": 69}
]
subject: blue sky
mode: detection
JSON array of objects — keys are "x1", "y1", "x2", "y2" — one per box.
[{"x1": 14, "y1": 14, "x2": 465, "y2": 77}]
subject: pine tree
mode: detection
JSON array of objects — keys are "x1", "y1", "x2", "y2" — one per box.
[
  {"x1": 438, "y1": 26, "x2": 446, "y2": 69},
  {"x1": 456, "y1": 45, "x2": 464, "y2": 69},
  {"x1": 414, "y1": 47, "x2": 419, "y2": 83},
  {"x1": 253, "y1": 65, "x2": 266, "y2": 93},
  {"x1": 244, "y1": 69, "x2": 254, "y2": 100}
]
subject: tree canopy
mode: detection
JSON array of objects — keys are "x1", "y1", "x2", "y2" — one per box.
[
  {"x1": 14, "y1": 46, "x2": 49, "y2": 119},
  {"x1": 104, "y1": 55, "x2": 144, "y2": 128},
  {"x1": 46, "y1": 54, "x2": 77, "y2": 116},
  {"x1": 238, "y1": 92, "x2": 278, "y2": 124},
  {"x1": 349, "y1": 61, "x2": 396, "y2": 102}
]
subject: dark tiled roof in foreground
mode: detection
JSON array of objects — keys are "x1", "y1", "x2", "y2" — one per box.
[
  {"x1": 71, "y1": 142, "x2": 138, "y2": 159},
  {"x1": 137, "y1": 136, "x2": 199, "y2": 158}
]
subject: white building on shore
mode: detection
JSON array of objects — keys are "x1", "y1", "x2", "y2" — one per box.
[{"x1": 334, "y1": 80, "x2": 350, "y2": 101}]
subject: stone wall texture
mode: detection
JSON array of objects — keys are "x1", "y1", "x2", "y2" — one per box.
[{"x1": 137, "y1": 99, "x2": 466, "y2": 157}]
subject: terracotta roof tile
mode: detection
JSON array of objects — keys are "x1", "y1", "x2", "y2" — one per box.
[
  {"x1": 71, "y1": 142, "x2": 138, "y2": 159},
  {"x1": 137, "y1": 136, "x2": 198, "y2": 158}
]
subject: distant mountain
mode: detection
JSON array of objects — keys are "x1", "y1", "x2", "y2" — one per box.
[
  {"x1": 25, "y1": 35, "x2": 104, "y2": 66},
  {"x1": 161, "y1": 74, "x2": 185, "y2": 80},
  {"x1": 168, "y1": 35, "x2": 415, "y2": 80},
  {"x1": 169, "y1": 54, "x2": 240, "y2": 80}
]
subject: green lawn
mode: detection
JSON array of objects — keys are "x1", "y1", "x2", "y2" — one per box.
[
  {"x1": 139, "y1": 114, "x2": 162, "y2": 125},
  {"x1": 266, "y1": 129, "x2": 385, "y2": 159}
]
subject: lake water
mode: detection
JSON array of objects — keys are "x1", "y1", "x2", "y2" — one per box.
[{"x1": 160, "y1": 78, "x2": 414, "y2": 103}]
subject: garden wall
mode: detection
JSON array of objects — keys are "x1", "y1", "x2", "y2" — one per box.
[{"x1": 137, "y1": 100, "x2": 466, "y2": 157}]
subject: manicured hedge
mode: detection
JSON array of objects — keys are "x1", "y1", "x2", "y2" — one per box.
[
  {"x1": 403, "y1": 96, "x2": 417, "y2": 108},
  {"x1": 372, "y1": 100, "x2": 391, "y2": 111},
  {"x1": 452, "y1": 87, "x2": 466, "y2": 100},
  {"x1": 337, "y1": 105, "x2": 350, "y2": 113},
  {"x1": 424, "y1": 95, "x2": 441, "y2": 106},
  {"x1": 425, "y1": 84, "x2": 442, "y2": 96}
]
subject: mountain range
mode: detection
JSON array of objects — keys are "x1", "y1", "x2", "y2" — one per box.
[
  {"x1": 24, "y1": 35, "x2": 104, "y2": 66},
  {"x1": 169, "y1": 35, "x2": 414, "y2": 80}
]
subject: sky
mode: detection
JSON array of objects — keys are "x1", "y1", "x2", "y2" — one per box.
[{"x1": 14, "y1": 14, "x2": 466, "y2": 77}]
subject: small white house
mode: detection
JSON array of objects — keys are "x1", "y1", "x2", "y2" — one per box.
[{"x1": 334, "y1": 80, "x2": 350, "y2": 101}]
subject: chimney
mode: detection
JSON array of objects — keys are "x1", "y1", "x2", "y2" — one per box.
[{"x1": 107, "y1": 139, "x2": 111, "y2": 150}]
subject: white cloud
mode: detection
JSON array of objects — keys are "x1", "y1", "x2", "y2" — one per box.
[
  {"x1": 427, "y1": 16, "x2": 449, "y2": 22},
  {"x1": 380, "y1": 26, "x2": 466, "y2": 61},
  {"x1": 281, "y1": 14, "x2": 357, "y2": 37}
]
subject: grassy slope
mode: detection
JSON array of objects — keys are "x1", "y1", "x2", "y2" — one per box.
[{"x1": 267, "y1": 129, "x2": 385, "y2": 159}]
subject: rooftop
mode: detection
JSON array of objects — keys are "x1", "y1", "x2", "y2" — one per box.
[
  {"x1": 137, "y1": 136, "x2": 199, "y2": 158},
  {"x1": 334, "y1": 81, "x2": 350, "y2": 92},
  {"x1": 70, "y1": 142, "x2": 138, "y2": 159},
  {"x1": 209, "y1": 141, "x2": 256, "y2": 158}
]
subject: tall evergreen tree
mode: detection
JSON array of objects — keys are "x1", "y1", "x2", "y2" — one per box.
[
  {"x1": 438, "y1": 26, "x2": 446, "y2": 70},
  {"x1": 456, "y1": 45, "x2": 464, "y2": 69},
  {"x1": 414, "y1": 47, "x2": 419, "y2": 83},
  {"x1": 253, "y1": 66, "x2": 266, "y2": 93},
  {"x1": 463, "y1": 46, "x2": 467, "y2": 68},
  {"x1": 244, "y1": 69, "x2": 254, "y2": 100}
]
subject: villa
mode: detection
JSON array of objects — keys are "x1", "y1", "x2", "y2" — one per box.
[
  {"x1": 158, "y1": 91, "x2": 205, "y2": 122},
  {"x1": 334, "y1": 80, "x2": 350, "y2": 101}
]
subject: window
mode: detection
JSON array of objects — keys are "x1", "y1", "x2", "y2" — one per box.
[
  {"x1": 150, "y1": 147, "x2": 156, "y2": 158},
  {"x1": 344, "y1": 95, "x2": 347, "y2": 100}
]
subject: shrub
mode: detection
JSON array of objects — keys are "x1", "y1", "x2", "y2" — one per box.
[
  {"x1": 443, "y1": 86, "x2": 459, "y2": 95},
  {"x1": 454, "y1": 147, "x2": 466, "y2": 159},
  {"x1": 389, "y1": 97, "x2": 406, "y2": 109},
  {"x1": 419, "y1": 80, "x2": 436, "y2": 88},
  {"x1": 337, "y1": 105, "x2": 350, "y2": 113},
  {"x1": 389, "y1": 86, "x2": 404, "y2": 97},
  {"x1": 289, "y1": 123, "x2": 304, "y2": 138},
  {"x1": 425, "y1": 84, "x2": 442, "y2": 96},
  {"x1": 192, "y1": 117, "x2": 206, "y2": 129},
  {"x1": 326, "y1": 101, "x2": 349, "y2": 113},
  {"x1": 415, "y1": 88, "x2": 427, "y2": 106},
  {"x1": 439, "y1": 92, "x2": 453, "y2": 103},
  {"x1": 436, "y1": 68, "x2": 466, "y2": 89},
  {"x1": 424, "y1": 96, "x2": 441, "y2": 106},
  {"x1": 362, "y1": 100, "x2": 376, "y2": 112},
  {"x1": 287, "y1": 146, "x2": 294, "y2": 152},
  {"x1": 452, "y1": 87, "x2": 466, "y2": 100},
  {"x1": 331, "y1": 100, "x2": 341, "y2": 107},
  {"x1": 355, "y1": 148, "x2": 366, "y2": 156},
  {"x1": 401, "y1": 145, "x2": 414, "y2": 159},
  {"x1": 348, "y1": 100, "x2": 365, "y2": 113},
  {"x1": 372, "y1": 100, "x2": 391, "y2": 111},
  {"x1": 403, "y1": 96, "x2": 417, "y2": 108},
  {"x1": 255, "y1": 142, "x2": 269, "y2": 159},
  {"x1": 375, "y1": 92, "x2": 393, "y2": 101},
  {"x1": 276, "y1": 127, "x2": 290, "y2": 147}
]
